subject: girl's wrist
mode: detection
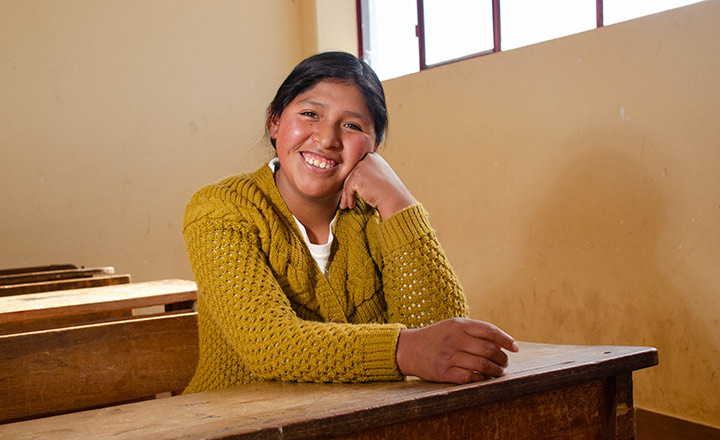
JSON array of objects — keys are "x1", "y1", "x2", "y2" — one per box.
[
  {"x1": 395, "y1": 328, "x2": 418, "y2": 376},
  {"x1": 378, "y1": 193, "x2": 415, "y2": 221}
]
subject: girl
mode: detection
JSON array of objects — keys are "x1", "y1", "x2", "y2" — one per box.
[{"x1": 182, "y1": 52, "x2": 518, "y2": 393}]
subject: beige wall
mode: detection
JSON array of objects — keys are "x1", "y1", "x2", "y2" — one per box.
[
  {"x1": 299, "y1": 0, "x2": 359, "y2": 57},
  {"x1": 380, "y1": 1, "x2": 719, "y2": 428},
  {"x1": 2, "y1": 0, "x2": 717, "y2": 430},
  {"x1": 315, "y1": 0, "x2": 358, "y2": 54},
  {"x1": 0, "y1": 0, "x2": 312, "y2": 281}
]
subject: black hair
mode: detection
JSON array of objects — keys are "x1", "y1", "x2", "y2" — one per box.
[{"x1": 266, "y1": 51, "x2": 387, "y2": 147}]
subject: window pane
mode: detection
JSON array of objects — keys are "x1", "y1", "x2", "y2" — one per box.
[
  {"x1": 604, "y1": 0, "x2": 703, "y2": 25},
  {"x1": 423, "y1": 0, "x2": 494, "y2": 66},
  {"x1": 501, "y1": 0, "x2": 596, "y2": 51},
  {"x1": 362, "y1": 0, "x2": 419, "y2": 81}
]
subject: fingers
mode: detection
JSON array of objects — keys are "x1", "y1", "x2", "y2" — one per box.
[
  {"x1": 435, "y1": 331, "x2": 509, "y2": 381},
  {"x1": 439, "y1": 319, "x2": 518, "y2": 382},
  {"x1": 339, "y1": 185, "x2": 350, "y2": 210},
  {"x1": 461, "y1": 319, "x2": 519, "y2": 353},
  {"x1": 338, "y1": 153, "x2": 415, "y2": 219},
  {"x1": 458, "y1": 333, "x2": 510, "y2": 368},
  {"x1": 339, "y1": 171, "x2": 357, "y2": 210},
  {"x1": 339, "y1": 154, "x2": 367, "y2": 210},
  {"x1": 396, "y1": 319, "x2": 518, "y2": 385},
  {"x1": 450, "y1": 349, "x2": 507, "y2": 379},
  {"x1": 443, "y1": 367, "x2": 488, "y2": 385}
]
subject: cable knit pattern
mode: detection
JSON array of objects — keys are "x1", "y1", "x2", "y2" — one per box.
[{"x1": 182, "y1": 163, "x2": 468, "y2": 393}]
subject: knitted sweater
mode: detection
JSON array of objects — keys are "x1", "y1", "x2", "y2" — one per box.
[{"x1": 182, "y1": 163, "x2": 468, "y2": 393}]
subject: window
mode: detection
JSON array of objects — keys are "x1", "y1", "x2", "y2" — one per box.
[
  {"x1": 358, "y1": 0, "x2": 705, "y2": 80},
  {"x1": 500, "y1": 1, "x2": 596, "y2": 51},
  {"x1": 423, "y1": 0, "x2": 494, "y2": 65},
  {"x1": 359, "y1": 0, "x2": 419, "y2": 81}
]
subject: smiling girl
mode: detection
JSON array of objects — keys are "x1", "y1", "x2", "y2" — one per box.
[{"x1": 182, "y1": 52, "x2": 518, "y2": 394}]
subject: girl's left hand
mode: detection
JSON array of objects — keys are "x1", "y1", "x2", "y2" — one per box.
[{"x1": 339, "y1": 153, "x2": 415, "y2": 220}]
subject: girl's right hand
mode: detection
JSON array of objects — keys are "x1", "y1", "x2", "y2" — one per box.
[
  {"x1": 339, "y1": 153, "x2": 415, "y2": 221},
  {"x1": 395, "y1": 318, "x2": 519, "y2": 383}
]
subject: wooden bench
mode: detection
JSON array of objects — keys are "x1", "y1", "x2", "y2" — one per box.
[
  {"x1": 0, "y1": 265, "x2": 131, "y2": 297},
  {"x1": 0, "y1": 266, "x2": 116, "y2": 286},
  {"x1": 0, "y1": 312, "x2": 199, "y2": 424},
  {"x1": 0, "y1": 338, "x2": 658, "y2": 439},
  {"x1": 0, "y1": 264, "x2": 78, "y2": 276},
  {"x1": 0, "y1": 279, "x2": 197, "y2": 335}
]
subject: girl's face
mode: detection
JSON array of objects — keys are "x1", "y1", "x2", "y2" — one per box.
[{"x1": 268, "y1": 80, "x2": 378, "y2": 207}]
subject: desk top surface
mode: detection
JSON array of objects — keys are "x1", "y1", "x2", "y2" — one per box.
[
  {"x1": 0, "y1": 342, "x2": 657, "y2": 440},
  {"x1": 0, "y1": 279, "x2": 197, "y2": 323}
]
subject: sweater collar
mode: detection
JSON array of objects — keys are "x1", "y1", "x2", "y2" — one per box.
[
  {"x1": 251, "y1": 160, "x2": 343, "y2": 235},
  {"x1": 251, "y1": 162, "x2": 299, "y2": 231}
]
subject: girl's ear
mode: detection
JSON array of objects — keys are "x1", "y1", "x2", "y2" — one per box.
[
  {"x1": 372, "y1": 142, "x2": 379, "y2": 153},
  {"x1": 267, "y1": 110, "x2": 279, "y2": 138}
]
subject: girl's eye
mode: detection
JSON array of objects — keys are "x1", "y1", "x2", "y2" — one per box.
[
  {"x1": 300, "y1": 111, "x2": 318, "y2": 118},
  {"x1": 344, "y1": 123, "x2": 362, "y2": 131}
]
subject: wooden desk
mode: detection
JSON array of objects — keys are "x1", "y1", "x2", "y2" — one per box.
[
  {"x1": 0, "y1": 274, "x2": 132, "y2": 297},
  {"x1": 0, "y1": 342, "x2": 658, "y2": 440},
  {"x1": 0, "y1": 312, "x2": 199, "y2": 423},
  {"x1": 0, "y1": 266, "x2": 116, "y2": 286},
  {"x1": 0, "y1": 279, "x2": 197, "y2": 334},
  {"x1": 0, "y1": 264, "x2": 78, "y2": 276}
]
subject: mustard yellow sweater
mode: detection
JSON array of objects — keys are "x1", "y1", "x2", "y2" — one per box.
[{"x1": 182, "y1": 164, "x2": 468, "y2": 393}]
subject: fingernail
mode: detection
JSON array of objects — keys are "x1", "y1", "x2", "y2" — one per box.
[{"x1": 512, "y1": 342, "x2": 520, "y2": 352}]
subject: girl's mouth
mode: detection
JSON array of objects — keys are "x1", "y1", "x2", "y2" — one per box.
[{"x1": 301, "y1": 152, "x2": 338, "y2": 170}]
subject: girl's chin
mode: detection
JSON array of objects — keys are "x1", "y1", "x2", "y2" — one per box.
[
  {"x1": 300, "y1": 189, "x2": 342, "y2": 202},
  {"x1": 296, "y1": 185, "x2": 344, "y2": 202}
]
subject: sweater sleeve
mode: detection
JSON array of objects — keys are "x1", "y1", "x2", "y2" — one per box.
[
  {"x1": 375, "y1": 204, "x2": 469, "y2": 328},
  {"x1": 184, "y1": 190, "x2": 404, "y2": 384}
]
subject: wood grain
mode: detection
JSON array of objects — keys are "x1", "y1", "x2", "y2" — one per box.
[
  {"x1": 0, "y1": 312, "x2": 199, "y2": 423},
  {"x1": 0, "y1": 342, "x2": 658, "y2": 439},
  {"x1": 0, "y1": 264, "x2": 77, "y2": 276},
  {"x1": 0, "y1": 267, "x2": 115, "y2": 286},
  {"x1": 0, "y1": 309, "x2": 135, "y2": 335},
  {"x1": 0, "y1": 274, "x2": 131, "y2": 297},
  {"x1": 0, "y1": 279, "x2": 197, "y2": 334},
  {"x1": 333, "y1": 378, "x2": 613, "y2": 440}
]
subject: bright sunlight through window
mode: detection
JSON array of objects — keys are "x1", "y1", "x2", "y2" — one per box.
[{"x1": 360, "y1": 0, "x2": 705, "y2": 81}]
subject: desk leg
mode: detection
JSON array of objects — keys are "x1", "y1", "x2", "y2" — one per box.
[{"x1": 609, "y1": 373, "x2": 636, "y2": 440}]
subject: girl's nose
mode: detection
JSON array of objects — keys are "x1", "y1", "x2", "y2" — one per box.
[{"x1": 313, "y1": 121, "x2": 340, "y2": 149}]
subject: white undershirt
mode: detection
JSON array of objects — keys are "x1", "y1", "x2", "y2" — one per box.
[{"x1": 269, "y1": 158, "x2": 336, "y2": 276}]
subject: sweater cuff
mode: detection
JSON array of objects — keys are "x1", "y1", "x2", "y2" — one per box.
[
  {"x1": 360, "y1": 324, "x2": 405, "y2": 381},
  {"x1": 378, "y1": 204, "x2": 433, "y2": 253}
]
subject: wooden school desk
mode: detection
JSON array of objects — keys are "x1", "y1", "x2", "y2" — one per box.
[
  {"x1": 0, "y1": 265, "x2": 131, "y2": 297},
  {"x1": 0, "y1": 342, "x2": 657, "y2": 440},
  {"x1": 0, "y1": 265, "x2": 115, "y2": 286},
  {"x1": 0, "y1": 279, "x2": 197, "y2": 335}
]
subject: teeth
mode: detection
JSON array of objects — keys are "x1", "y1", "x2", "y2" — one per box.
[{"x1": 303, "y1": 153, "x2": 334, "y2": 169}]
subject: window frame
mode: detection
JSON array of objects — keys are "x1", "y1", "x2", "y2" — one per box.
[{"x1": 356, "y1": 0, "x2": 607, "y2": 73}]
